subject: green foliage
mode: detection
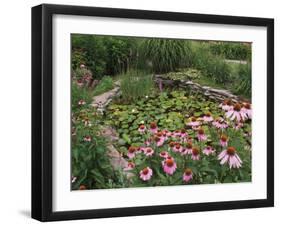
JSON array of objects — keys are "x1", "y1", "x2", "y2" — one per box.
[
  {"x1": 92, "y1": 76, "x2": 114, "y2": 96},
  {"x1": 234, "y1": 63, "x2": 252, "y2": 98},
  {"x1": 71, "y1": 83, "x2": 92, "y2": 112},
  {"x1": 210, "y1": 42, "x2": 251, "y2": 61},
  {"x1": 119, "y1": 70, "x2": 154, "y2": 102},
  {"x1": 72, "y1": 34, "x2": 107, "y2": 78},
  {"x1": 163, "y1": 68, "x2": 201, "y2": 80},
  {"x1": 106, "y1": 91, "x2": 224, "y2": 146},
  {"x1": 191, "y1": 45, "x2": 232, "y2": 84},
  {"x1": 72, "y1": 35, "x2": 138, "y2": 77},
  {"x1": 140, "y1": 38, "x2": 191, "y2": 73}
]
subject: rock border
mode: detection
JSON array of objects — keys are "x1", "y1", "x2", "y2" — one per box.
[{"x1": 155, "y1": 75, "x2": 249, "y2": 103}]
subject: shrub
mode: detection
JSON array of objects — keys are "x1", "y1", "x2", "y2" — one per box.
[
  {"x1": 71, "y1": 83, "x2": 92, "y2": 113},
  {"x1": 120, "y1": 70, "x2": 153, "y2": 102},
  {"x1": 234, "y1": 63, "x2": 251, "y2": 97},
  {"x1": 92, "y1": 76, "x2": 114, "y2": 96},
  {"x1": 210, "y1": 42, "x2": 251, "y2": 61},
  {"x1": 191, "y1": 45, "x2": 232, "y2": 84},
  {"x1": 140, "y1": 38, "x2": 190, "y2": 73}
]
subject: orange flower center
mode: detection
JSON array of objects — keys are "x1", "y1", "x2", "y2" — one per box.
[
  {"x1": 224, "y1": 99, "x2": 232, "y2": 105},
  {"x1": 166, "y1": 159, "x2": 174, "y2": 167},
  {"x1": 156, "y1": 131, "x2": 163, "y2": 137},
  {"x1": 181, "y1": 129, "x2": 186, "y2": 133},
  {"x1": 142, "y1": 168, "x2": 149, "y2": 175},
  {"x1": 169, "y1": 141, "x2": 175, "y2": 147},
  {"x1": 150, "y1": 122, "x2": 157, "y2": 129},
  {"x1": 128, "y1": 146, "x2": 136, "y2": 153},
  {"x1": 221, "y1": 135, "x2": 228, "y2": 142},
  {"x1": 198, "y1": 129, "x2": 204, "y2": 135},
  {"x1": 175, "y1": 144, "x2": 181, "y2": 149},
  {"x1": 192, "y1": 147, "x2": 199, "y2": 155},
  {"x1": 185, "y1": 168, "x2": 192, "y2": 175},
  {"x1": 227, "y1": 147, "x2": 236, "y2": 155},
  {"x1": 233, "y1": 103, "x2": 241, "y2": 111},
  {"x1": 160, "y1": 151, "x2": 166, "y2": 156},
  {"x1": 139, "y1": 125, "x2": 145, "y2": 129},
  {"x1": 146, "y1": 148, "x2": 152, "y2": 153},
  {"x1": 191, "y1": 117, "x2": 197, "y2": 122}
]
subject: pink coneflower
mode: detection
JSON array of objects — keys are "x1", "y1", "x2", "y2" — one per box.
[
  {"x1": 187, "y1": 117, "x2": 201, "y2": 127},
  {"x1": 150, "y1": 122, "x2": 158, "y2": 134},
  {"x1": 173, "y1": 143, "x2": 183, "y2": 153},
  {"x1": 225, "y1": 103, "x2": 247, "y2": 122},
  {"x1": 127, "y1": 146, "x2": 136, "y2": 159},
  {"x1": 143, "y1": 147, "x2": 154, "y2": 157},
  {"x1": 173, "y1": 130, "x2": 181, "y2": 137},
  {"x1": 139, "y1": 167, "x2": 153, "y2": 181},
  {"x1": 154, "y1": 135, "x2": 165, "y2": 147},
  {"x1": 144, "y1": 138, "x2": 152, "y2": 146},
  {"x1": 220, "y1": 99, "x2": 233, "y2": 111},
  {"x1": 220, "y1": 134, "x2": 228, "y2": 147},
  {"x1": 241, "y1": 103, "x2": 252, "y2": 119},
  {"x1": 212, "y1": 117, "x2": 228, "y2": 129},
  {"x1": 218, "y1": 146, "x2": 242, "y2": 169},
  {"x1": 159, "y1": 151, "x2": 169, "y2": 158},
  {"x1": 80, "y1": 64, "x2": 86, "y2": 69},
  {"x1": 183, "y1": 168, "x2": 193, "y2": 183},
  {"x1": 197, "y1": 128, "x2": 207, "y2": 141},
  {"x1": 180, "y1": 129, "x2": 187, "y2": 138},
  {"x1": 83, "y1": 135, "x2": 91, "y2": 142},
  {"x1": 124, "y1": 162, "x2": 135, "y2": 171},
  {"x1": 234, "y1": 121, "x2": 244, "y2": 130},
  {"x1": 163, "y1": 157, "x2": 177, "y2": 175},
  {"x1": 203, "y1": 146, "x2": 215, "y2": 156},
  {"x1": 203, "y1": 112, "x2": 214, "y2": 122},
  {"x1": 181, "y1": 142, "x2": 193, "y2": 155},
  {"x1": 191, "y1": 147, "x2": 200, "y2": 160},
  {"x1": 138, "y1": 124, "x2": 146, "y2": 134},
  {"x1": 78, "y1": 99, "x2": 86, "y2": 106}
]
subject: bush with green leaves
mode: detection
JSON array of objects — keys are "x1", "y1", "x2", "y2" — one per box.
[
  {"x1": 92, "y1": 76, "x2": 114, "y2": 96},
  {"x1": 191, "y1": 45, "x2": 232, "y2": 84},
  {"x1": 140, "y1": 38, "x2": 191, "y2": 73},
  {"x1": 234, "y1": 63, "x2": 251, "y2": 98},
  {"x1": 209, "y1": 42, "x2": 251, "y2": 61}
]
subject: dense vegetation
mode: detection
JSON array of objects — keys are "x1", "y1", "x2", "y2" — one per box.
[{"x1": 71, "y1": 35, "x2": 252, "y2": 190}]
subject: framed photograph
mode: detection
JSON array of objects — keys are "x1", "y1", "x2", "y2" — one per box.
[{"x1": 32, "y1": 4, "x2": 274, "y2": 221}]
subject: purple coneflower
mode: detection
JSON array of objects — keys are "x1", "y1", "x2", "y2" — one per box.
[
  {"x1": 162, "y1": 157, "x2": 177, "y2": 175},
  {"x1": 138, "y1": 124, "x2": 146, "y2": 134},
  {"x1": 143, "y1": 147, "x2": 154, "y2": 157},
  {"x1": 78, "y1": 99, "x2": 86, "y2": 106},
  {"x1": 220, "y1": 134, "x2": 228, "y2": 147},
  {"x1": 225, "y1": 103, "x2": 247, "y2": 122},
  {"x1": 203, "y1": 146, "x2": 215, "y2": 155},
  {"x1": 191, "y1": 147, "x2": 200, "y2": 160},
  {"x1": 139, "y1": 167, "x2": 153, "y2": 181},
  {"x1": 218, "y1": 146, "x2": 242, "y2": 169},
  {"x1": 150, "y1": 122, "x2": 158, "y2": 134},
  {"x1": 83, "y1": 135, "x2": 91, "y2": 142},
  {"x1": 203, "y1": 112, "x2": 213, "y2": 122},
  {"x1": 197, "y1": 128, "x2": 207, "y2": 141},
  {"x1": 127, "y1": 146, "x2": 136, "y2": 159},
  {"x1": 183, "y1": 168, "x2": 193, "y2": 183},
  {"x1": 187, "y1": 117, "x2": 201, "y2": 127}
]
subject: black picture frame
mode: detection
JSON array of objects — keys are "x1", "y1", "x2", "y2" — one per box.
[{"x1": 32, "y1": 3, "x2": 274, "y2": 222}]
